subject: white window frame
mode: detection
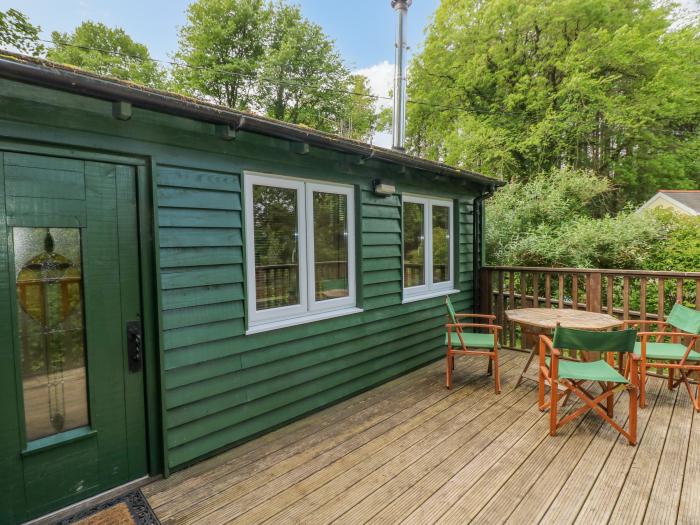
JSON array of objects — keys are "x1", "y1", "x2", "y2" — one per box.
[
  {"x1": 306, "y1": 182, "x2": 356, "y2": 313},
  {"x1": 244, "y1": 172, "x2": 356, "y2": 330},
  {"x1": 402, "y1": 194, "x2": 455, "y2": 301}
]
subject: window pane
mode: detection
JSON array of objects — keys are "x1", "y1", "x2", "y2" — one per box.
[
  {"x1": 433, "y1": 205, "x2": 450, "y2": 283},
  {"x1": 403, "y1": 202, "x2": 425, "y2": 287},
  {"x1": 253, "y1": 185, "x2": 300, "y2": 310},
  {"x1": 313, "y1": 191, "x2": 349, "y2": 301},
  {"x1": 14, "y1": 227, "x2": 89, "y2": 441}
]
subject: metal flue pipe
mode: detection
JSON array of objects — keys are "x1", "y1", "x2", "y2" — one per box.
[{"x1": 391, "y1": 0, "x2": 411, "y2": 151}]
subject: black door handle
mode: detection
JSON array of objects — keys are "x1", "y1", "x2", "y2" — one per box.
[{"x1": 126, "y1": 320, "x2": 143, "y2": 373}]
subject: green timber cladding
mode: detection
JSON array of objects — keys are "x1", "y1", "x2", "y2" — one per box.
[
  {"x1": 0, "y1": 54, "x2": 498, "y2": 522},
  {"x1": 159, "y1": 170, "x2": 477, "y2": 468}
]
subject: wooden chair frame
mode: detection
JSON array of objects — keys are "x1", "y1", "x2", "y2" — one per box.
[
  {"x1": 538, "y1": 335, "x2": 639, "y2": 446},
  {"x1": 445, "y1": 313, "x2": 502, "y2": 393},
  {"x1": 623, "y1": 318, "x2": 700, "y2": 411}
]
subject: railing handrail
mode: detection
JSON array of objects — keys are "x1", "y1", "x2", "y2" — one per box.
[{"x1": 483, "y1": 265, "x2": 700, "y2": 279}]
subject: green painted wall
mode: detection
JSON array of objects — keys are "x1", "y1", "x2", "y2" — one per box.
[
  {"x1": 156, "y1": 167, "x2": 477, "y2": 469},
  {"x1": 0, "y1": 76, "x2": 483, "y2": 475}
]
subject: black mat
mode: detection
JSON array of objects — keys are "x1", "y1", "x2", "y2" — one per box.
[{"x1": 56, "y1": 489, "x2": 160, "y2": 525}]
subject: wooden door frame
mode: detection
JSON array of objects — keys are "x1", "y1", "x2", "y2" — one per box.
[{"x1": 0, "y1": 139, "x2": 164, "y2": 480}]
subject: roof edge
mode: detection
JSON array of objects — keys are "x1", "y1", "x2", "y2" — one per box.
[{"x1": 0, "y1": 52, "x2": 503, "y2": 188}]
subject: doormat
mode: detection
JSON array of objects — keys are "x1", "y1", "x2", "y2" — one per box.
[{"x1": 56, "y1": 489, "x2": 160, "y2": 525}]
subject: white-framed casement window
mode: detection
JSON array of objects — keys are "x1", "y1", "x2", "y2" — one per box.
[
  {"x1": 402, "y1": 194, "x2": 456, "y2": 301},
  {"x1": 244, "y1": 172, "x2": 357, "y2": 332}
]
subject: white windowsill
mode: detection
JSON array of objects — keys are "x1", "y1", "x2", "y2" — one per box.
[
  {"x1": 402, "y1": 288, "x2": 460, "y2": 304},
  {"x1": 246, "y1": 307, "x2": 364, "y2": 335}
]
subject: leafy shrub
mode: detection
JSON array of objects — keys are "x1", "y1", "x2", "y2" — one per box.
[
  {"x1": 646, "y1": 211, "x2": 700, "y2": 272},
  {"x1": 485, "y1": 168, "x2": 664, "y2": 269}
]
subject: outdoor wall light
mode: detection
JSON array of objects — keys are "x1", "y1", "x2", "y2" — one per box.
[{"x1": 372, "y1": 179, "x2": 396, "y2": 196}]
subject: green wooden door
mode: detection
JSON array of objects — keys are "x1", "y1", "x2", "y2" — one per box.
[{"x1": 0, "y1": 152, "x2": 148, "y2": 524}]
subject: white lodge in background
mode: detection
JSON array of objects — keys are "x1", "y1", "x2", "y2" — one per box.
[{"x1": 638, "y1": 190, "x2": 700, "y2": 217}]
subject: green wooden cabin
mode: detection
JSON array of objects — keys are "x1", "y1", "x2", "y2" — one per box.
[{"x1": 0, "y1": 53, "x2": 500, "y2": 524}]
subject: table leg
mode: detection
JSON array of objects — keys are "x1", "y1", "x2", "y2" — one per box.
[
  {"x1": 515, "y1": 329, "x2": 572, "y2": 405},
  {"x1": 516, "y1": 343, "x2": 539, "y2": 387}
]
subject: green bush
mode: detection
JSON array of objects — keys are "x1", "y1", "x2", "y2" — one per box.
[
  {"x1": 485, "y1": 168, "x2": 664, "y2": 269},
  {"x1": 646, "y1": 211, "x2": 700, "y2": 273}
]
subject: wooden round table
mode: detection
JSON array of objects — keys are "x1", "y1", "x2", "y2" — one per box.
[{"x1": 505, "y1": 308, "x2": 623, "y2": 386}]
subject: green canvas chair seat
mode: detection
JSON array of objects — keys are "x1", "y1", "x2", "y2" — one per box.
[
  {"x1": 445, "y1": 331, "x2": 500, "y2": 349},
  {"x1": 633, "y1": 341, "x2": 700, "y2": 362},
  {"x1": 545, "y1": 357, "x2": 628, "y2": 384}
]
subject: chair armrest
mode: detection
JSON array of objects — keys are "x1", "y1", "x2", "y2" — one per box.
[
  {"x1": 623, "y1": 320, "x2": 667, "y2": 328},
  {"x1": 446, "y1": 323, "x2": 502, "y2": 333},
  {"x1": 455, "y1": 313, "x2": 497, "y2": 321},
  {"x1": 638, "y1": 331, "x2": 696, "y2": 338}
]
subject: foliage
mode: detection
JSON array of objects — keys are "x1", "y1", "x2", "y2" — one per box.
[
  {"x1": 256, "y1": 1, "x2": 351, "y2": 132},
  {"x1": 409, "y1": 0, "x2": 700, "y2": 207},
  {"x1": 173, "y1": 0, "x2": 270, "y2": 109},
  {"x1": 0, "y1": 8, "x2": 43, "y2": 56},
  {"x1": 646, "y1": 210, "x2": 700, "y2": 272},
  {"x1": 173, "y1": 0, "x2": 377, "y2": 137},
  {"x1": 485, "y1": 169, "x2": 664, "y2": 268},
  {"x1": 340, "y1": 75, "x2": 380, "y2": 142},
  {"x1": 46, "y1": 21, "x2": 166, "y2": 88}
]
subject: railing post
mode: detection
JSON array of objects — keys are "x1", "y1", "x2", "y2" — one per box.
[{"x1": 587, "y1": 272, "x2": 602, "y2": 313}]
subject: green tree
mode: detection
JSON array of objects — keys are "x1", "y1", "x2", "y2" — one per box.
[
  {"x1": 255, "y1": 1, "x2": 351, "y2": 132},
  {"x1": 340, "y1": 75, "x2": 381, "y2": 142},
  {"x1": 173, "y1": 0, "x2": 270, "y2": 109},
  {"x1": 0, "y1": 8, "x2": 43, "y2": 56},
  {"x1": 173, "y1": 0, "x2": 376, "y2": 136},
  {"x1": 46, "y1": 21, "x2": 166, "y2": 88},
  {"x1": 408, "y1": 0, "x2": 700, "y2": 206}
]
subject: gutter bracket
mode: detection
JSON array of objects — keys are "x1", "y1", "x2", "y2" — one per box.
[
  {"x1": 290, "y1": 142, "x2": 310, "y2": 155},
  {"x1": 112, "y1": 101, "x2": 132, "y2": 121},
  {"x1": 216, "y1": 116, "x2": 248, "y2": 141},
  {"x1": 215, "y1": 124, "x2": 237, "y2": 141}
]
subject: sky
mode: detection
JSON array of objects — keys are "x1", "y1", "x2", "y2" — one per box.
[{"x1": 5, "y1": 0, "x2": 699, "y2": 145}]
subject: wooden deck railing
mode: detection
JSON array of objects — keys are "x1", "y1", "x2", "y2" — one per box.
[
  {"x1": 255, "y1": 260, "x2": 348, "y2": 308},
  {"x1": 479, "y1": 266, "x2": 700, "y2": 352}
]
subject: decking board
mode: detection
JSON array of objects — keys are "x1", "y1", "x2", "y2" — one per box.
[
  {"x1": 144, "y1": 349, "x2": 699, "y2": 524},
  {"x1": 175, "y1": 359, "x2": 515, "y2": 524},
  {"x1": 643, "y1": 388, "x2": 693, "y2": 524},
  {"x1": 678, "y1": 407, "x2": 700, "y2": 525},
  {"x1": 234, "y1": 359, "x2": 524, "y2": 524},
  {"x1": 433, "y1": 389, "x2": 590, "y2": 525}
]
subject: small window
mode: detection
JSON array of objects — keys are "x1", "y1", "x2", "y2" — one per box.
[
  {"x1": 13, "y1": 227, "x2": 89, "y2": 441},
  {"x1": 245, "y1": 173, "x2": 356, "y2": 329},
  {"x1": 402, "y1": 195, "x2": 455, "y2": 299}
]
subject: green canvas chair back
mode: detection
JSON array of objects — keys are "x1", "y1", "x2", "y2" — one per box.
[
  {"x1": 667, "y1": 303, "x2": 700, "y2": 335},
  {"x1": 445, "y1": 295, "x2": 458, "y2": 325},
  {"x1": 552, "y1": 326, "x2": 637, "y2": 354}
]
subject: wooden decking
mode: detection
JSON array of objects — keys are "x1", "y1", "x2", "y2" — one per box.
[{"x1": 142, "y1": 349, "x2": 700, "y2": 524}]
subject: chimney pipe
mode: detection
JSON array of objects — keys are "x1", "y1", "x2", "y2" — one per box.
[{"x1": 391, "y1": 0, "x2": 411, "y2": 151}]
